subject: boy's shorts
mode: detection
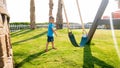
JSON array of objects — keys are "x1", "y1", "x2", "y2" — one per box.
[{"x1": 47, "y1": 36, "x2": 54, "y2": 42}]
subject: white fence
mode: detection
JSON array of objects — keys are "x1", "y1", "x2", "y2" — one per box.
[{"x1": 9, "y1": 23, "x2": 82, "y2": 32}]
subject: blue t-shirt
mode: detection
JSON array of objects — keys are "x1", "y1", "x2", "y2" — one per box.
[{"x1": 47, "y1": 23, "x2": 55, "y2": 37}]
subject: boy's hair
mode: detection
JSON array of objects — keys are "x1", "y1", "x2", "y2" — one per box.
[{"x1": 49, "y1": 16, "x2": 54, "y2": 19}]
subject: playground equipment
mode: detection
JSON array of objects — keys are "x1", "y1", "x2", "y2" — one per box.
[
  {"x1": 62, "y1": 0, "x2": 109, "y2": 47},
  {"x1": 0, "y1": 0, "x2": 13, "y2": 68},
  {"x1": 76, "y1": 0, "x2": 87, "y2": 46},
  {"x1": 62, "y1": 0, "x2": 79, "y2": 47}
]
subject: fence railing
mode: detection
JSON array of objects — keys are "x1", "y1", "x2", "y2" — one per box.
[
  {"x1": 10, "y1": 24, "x2": 30, "y2": 32},
  {"x1": 9, "y1": 23, "x2": 108, "y2": 32},
  {"x1": 9, "y1": 23, "x2": 82, "y2": 32}
]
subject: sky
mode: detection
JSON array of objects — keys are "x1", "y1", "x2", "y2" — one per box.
[{"x1": 6, "y1": 0, "x2": 118, "y2": 23}]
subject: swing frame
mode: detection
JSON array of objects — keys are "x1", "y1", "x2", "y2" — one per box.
[{"x1": 62, "y1": 0, "x2": 109, "y2": 47}]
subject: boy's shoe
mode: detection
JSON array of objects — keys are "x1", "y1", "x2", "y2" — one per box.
[
  {"x1": 52, "y1": 47, "x2": 57, "y2": 50},
  {"x1": 45, "y1": 49, "x2": 48, "y2": 52}
]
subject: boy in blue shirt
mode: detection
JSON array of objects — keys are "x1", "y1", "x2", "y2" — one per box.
[{"x1": 45, "y1": 16, "x2": 57, "y2": 52}]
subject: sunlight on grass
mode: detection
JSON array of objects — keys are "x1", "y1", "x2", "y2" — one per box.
[{"x1": 11, "y1": 28, "x2": 120, "y2": 68}]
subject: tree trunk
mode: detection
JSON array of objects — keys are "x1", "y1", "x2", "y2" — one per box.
[
  {"x1": 0, "y1": 0, "x2": 13, "y2": 67},
  {"x1": 3, "y1": 0, "x2": 7, "y2": 7},
  {"x1": 49, "y1": 0, "x2": 53, "y2": 16},
  {"x1": 56, "y1": 0, "x2": 63, "y2": 29},
  {"x1": 118, "y1": 0, "x2": 120, "y2": 8},
  {"x1": 30, "y1": 0, "x2": 36, "y2": 29}
]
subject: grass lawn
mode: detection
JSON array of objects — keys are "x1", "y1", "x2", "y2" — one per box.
[{"x1": 11, "y1": 28, "x2": 120, "y2": 68}]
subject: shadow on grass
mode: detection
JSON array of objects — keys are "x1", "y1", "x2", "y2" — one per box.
[
  {"x1": 83, "y1": 45, "x2": 114, "y2": 68},
  {"x1": 12, "y1": 31, "x2": 47, "y2": 45},
  {"x1": 11, "y1": 29, "x2": 33, "y2": 37},
  {"x1": 15, "y1": 49, "x2": 52, "y2": 68}
]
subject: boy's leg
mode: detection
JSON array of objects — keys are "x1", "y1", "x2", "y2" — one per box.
[
  {"x1": 46, "y1": 36, "x2": 50, "y2": 52},
  {"x1": 45, "y1": 42, "x2": 49, "y2": 52},
  {"x1": 51, "y1": 42, "x2": 57, "y2": 49}
]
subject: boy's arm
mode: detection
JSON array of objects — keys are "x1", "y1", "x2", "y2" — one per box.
[{"x1": 52, "y1": 28, "x2": 57, "y2": 36}]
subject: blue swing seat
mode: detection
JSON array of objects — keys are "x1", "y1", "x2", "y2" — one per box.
[{"x1": 80, "y1": 35, "x2": 88, "y2": 47}]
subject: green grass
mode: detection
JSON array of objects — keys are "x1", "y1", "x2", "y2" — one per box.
[{"x1": 11, "y1": 28, "x2": 120, "y2": 68}]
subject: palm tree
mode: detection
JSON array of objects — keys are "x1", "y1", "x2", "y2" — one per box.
[
  {"x1": 30, "y1": 0, "x2": 36, "y2": 29},
  {"x1": 115, "y1": 0, "x2": 120, "y2": 8},
  {"x1": 56, "y1": 0, "x2": 63, "y2": 29},
  {"x1": 49, "y1": 0, "x2": 53, "y2": 16},
  {"x1": 3, "y1": 0, "x2": 7, "y2": 7},
  {"x1": 0, "y1": 0, "x2": 13, "y2": 67},
  {"x1": 118, "y1": 0, "x2": 120, "y2": 8}
]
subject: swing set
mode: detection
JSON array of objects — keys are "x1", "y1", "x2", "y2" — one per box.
[{"x1": 61, "y1": 0, "x2": 109, "y2": 47}]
